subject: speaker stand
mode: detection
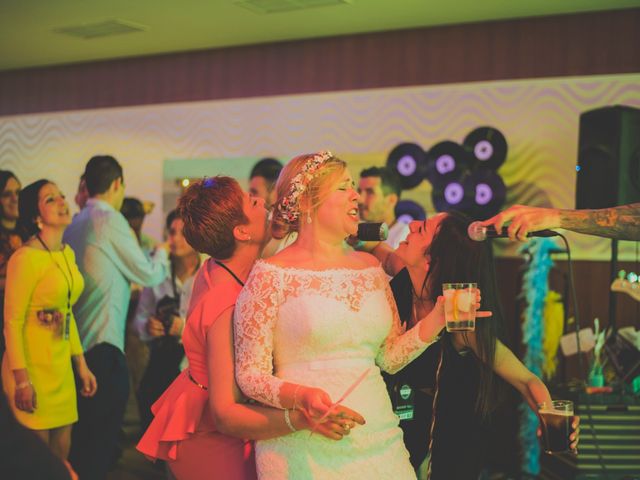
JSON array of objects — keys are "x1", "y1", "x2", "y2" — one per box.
[{"x1": 609, "y1": 239, "x2": 618, "y2": 331}]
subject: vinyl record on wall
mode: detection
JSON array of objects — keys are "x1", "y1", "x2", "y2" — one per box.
[
  {"x1": 386, "y1": 143, "x2": 428, "y2": 190},
  {"x1": 463, "y1": 126, "x2": 508, "y2": 171},
  {"x1": 431, "y1": 172, "x2": 473, "y2": 213},
  {"x1": 395, "y1": 200, "x2": 427, "y2": 224},
  {"x1": 425, "y1": 141, "x2": 474, "y2": 186},
  {"x1": 466, "y1": 168, "x2": 507, "y2": 219}
]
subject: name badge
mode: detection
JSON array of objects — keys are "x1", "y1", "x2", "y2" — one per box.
[{"x1": 393, "y1": 383, "x2": 415, "y2": 421}]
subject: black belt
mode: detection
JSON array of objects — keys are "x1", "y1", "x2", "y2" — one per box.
[{"x1": 188, "y1": 370, "x2": 208, "y2": 391}]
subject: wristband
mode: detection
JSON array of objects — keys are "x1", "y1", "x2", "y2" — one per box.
[{"x1": 15, "y1": 381, "x2": 32, "y2": 390}]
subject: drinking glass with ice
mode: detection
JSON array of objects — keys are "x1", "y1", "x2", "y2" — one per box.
[{"x1": 442, "y1": 282, "x2": 477, "y2": 332}]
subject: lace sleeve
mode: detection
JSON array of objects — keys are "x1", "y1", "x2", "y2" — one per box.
[
  {"x1": 376, "y1": 277, "x2": 437, "y2": 374},
  {"x1": 233, "y1": 263, "x2": 285, "y2": 408}
]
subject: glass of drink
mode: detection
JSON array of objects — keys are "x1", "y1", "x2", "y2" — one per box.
[
  {"x1": 538, "y1": 400, "x2": 574, "y2": 454},
  {"x1": 442, "y1": 282, "x2": 477, "y2": 332}
]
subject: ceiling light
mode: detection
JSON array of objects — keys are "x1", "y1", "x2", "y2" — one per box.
[{"x1": 54, "y1": 19, "x2": 147, "y2": 40}]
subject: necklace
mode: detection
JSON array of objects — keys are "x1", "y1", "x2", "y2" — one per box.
[
  {"x1": 214, "y1": 260, "x2": 245, "y2": 287},
  {"x1": 410, "y1": 283, "x2": 431, "y2": 326},
  {"x1": 36, "y1": 234, "x2": 74, "y2": 340}
]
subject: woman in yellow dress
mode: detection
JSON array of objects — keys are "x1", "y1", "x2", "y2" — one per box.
[{"x1": 2, "y1": 179, "x2": 97, "y2": 462}]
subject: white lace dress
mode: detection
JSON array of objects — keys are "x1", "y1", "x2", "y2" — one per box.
[{"x1": 234, "y1": 260, "x2": 437, "y2": 479}]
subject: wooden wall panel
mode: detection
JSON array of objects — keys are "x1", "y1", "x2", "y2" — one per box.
[
  {"x1": 496, "y1": 258, "x2": 639, "y2": 368},
  {"x1": 1, "y1": 9, "x2": 639, "y2": 116}
]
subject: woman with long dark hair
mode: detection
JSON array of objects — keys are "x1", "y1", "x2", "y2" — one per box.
[
  {"x1": 0, "y1": 170, "x2": 22, "y2": 359},
  {"x1": 377, "y1": 211, "x2": 579, "y2": 478}
]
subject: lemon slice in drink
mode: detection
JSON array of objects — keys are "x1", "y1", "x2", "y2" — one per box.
[{"x1": 452, "y1": 290, "x2": 459, "y2": 321}]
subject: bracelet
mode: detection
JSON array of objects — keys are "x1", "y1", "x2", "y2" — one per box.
[
  {"x1": 15, "y1": 381, "x2": 32, "y2": 390},
  {"x1": 292, "y1": 384, "x2": 302, "y2": 410},
  {"x1": 284, "y1": 409, "x2": 297, "y2": 432}
]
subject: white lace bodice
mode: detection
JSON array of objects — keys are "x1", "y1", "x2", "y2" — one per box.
[{"x1": 233, "y1": 260, "x2": 433, "y2": 409}]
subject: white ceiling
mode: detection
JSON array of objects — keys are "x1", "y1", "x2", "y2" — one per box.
[{"x1": 0, "y1": 0, "x2": 638, "y2": 71}]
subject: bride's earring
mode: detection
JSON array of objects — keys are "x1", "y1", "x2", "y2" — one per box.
[{"x1": 306, "y1": 214, "x2": 312, "y2": 224}]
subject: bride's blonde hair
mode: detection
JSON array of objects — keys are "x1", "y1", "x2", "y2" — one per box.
[{"x1": 271, "y1": 152, "x2": 346, "y2": 240}]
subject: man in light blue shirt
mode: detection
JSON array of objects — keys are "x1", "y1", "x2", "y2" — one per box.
[{"x1": 65, "y1": 155, "x2": 168, "y2": 480}]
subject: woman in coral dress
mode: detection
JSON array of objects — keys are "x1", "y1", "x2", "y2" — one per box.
[{"x1": 137, "y1": 176, "x2": 363, "y2": 480}]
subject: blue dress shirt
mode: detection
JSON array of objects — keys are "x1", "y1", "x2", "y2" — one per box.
[{"x1": 64, "y1": 199, "x2": 169, "y2": 353}]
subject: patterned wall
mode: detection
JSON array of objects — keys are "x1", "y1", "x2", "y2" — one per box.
[{"x1": 1, "y1": 73, "x2": 639, "y2": 260}]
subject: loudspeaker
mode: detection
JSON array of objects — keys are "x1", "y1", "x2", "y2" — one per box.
[{"x1": 576, "y1": 105, "x2": 640, "y2": 209}]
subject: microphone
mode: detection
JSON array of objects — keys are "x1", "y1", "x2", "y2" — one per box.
[
  {"x1": 357, "y1": 222, "x2": 389, "y2": 242},
  {"x1": 467, "y1": 221, "x2": 559, "y2": 242}
]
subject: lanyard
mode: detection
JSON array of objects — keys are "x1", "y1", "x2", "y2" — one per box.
[
  {"x1": 214, "y1": 260, "x2": 245, "y2": 287},
  {"x1": 36, "y1": 235, "x2": 73, "y2": 340}
]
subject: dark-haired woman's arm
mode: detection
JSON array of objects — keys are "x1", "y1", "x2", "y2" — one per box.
[
  {"x1": 492, "y1": 341, "x2": 552, "y2": 411},
  {"x1": 368, "y1": 242, "x2": 406, "y2": 276},
  {"x1": 450, "y1": 334, "x2": 552, "y2": 410},
  {"x1": 492, "y1": 341, "x2": 580, "y2": 450}
]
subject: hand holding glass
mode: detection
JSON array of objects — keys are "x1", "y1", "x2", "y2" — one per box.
[{"x1": 538, "y1": 400, "x2": 574, "y2": 454}]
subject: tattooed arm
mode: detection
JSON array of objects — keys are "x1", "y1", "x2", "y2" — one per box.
[{"x1": 481, "y1": 203, "x2": 640, "y2": 241}]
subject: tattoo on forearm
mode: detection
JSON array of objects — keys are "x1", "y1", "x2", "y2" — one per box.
[{"x1": 561, "y1": 203, "x2": 640, "y2": 240}]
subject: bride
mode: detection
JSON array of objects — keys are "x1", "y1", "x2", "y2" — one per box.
[{"x1": 233, "y1": 152, "x2": 483, "y2": 479}]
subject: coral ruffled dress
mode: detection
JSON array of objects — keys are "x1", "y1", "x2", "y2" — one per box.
[{"x1": 137, "y1": 259, "x2": 252, "y2": 477}]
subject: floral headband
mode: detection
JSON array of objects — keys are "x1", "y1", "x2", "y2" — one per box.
[{"x1": 277, "y1": 150, "x2": 334, "y2": 223}]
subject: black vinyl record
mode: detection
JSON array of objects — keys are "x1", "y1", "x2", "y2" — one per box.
[
  {"x1": 386, "y1": 143, "x2": 428, "y2": 190},
  {"x1": 466, "y1": 168, "x2": 507, "y2": 220},
  {"x1": 425, "y1": 141, "x2": 474, "y2": 186},
  {"x1": 395, "y1": 200, "x2": 427, "y2": 224},
  {"x1": 431, "y1": 172, "x2": 473, "y2": 213},
  {"x1": 463, "y1": 126, "x2": 508, "y2": 171}
]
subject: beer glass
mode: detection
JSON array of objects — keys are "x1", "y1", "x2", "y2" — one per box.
[
  {"x1": 538, "y1": 400, "x2": 574, "y2": 454},
  {"x1": 442, "y1": 283, "x2": 477, "y2": 332}
]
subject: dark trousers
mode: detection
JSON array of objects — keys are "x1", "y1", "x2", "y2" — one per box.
[{"x1": 69, "y1": 343, "x2": 130, "y2": 480}]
